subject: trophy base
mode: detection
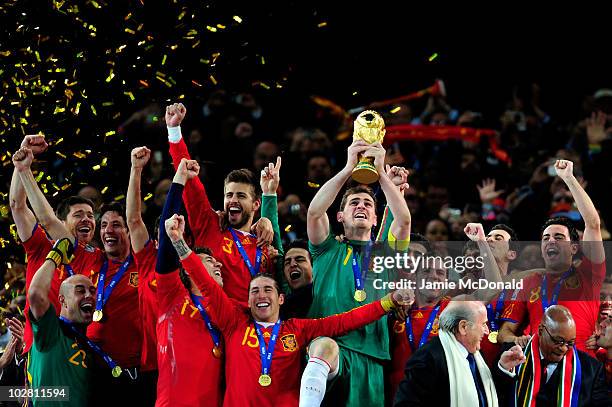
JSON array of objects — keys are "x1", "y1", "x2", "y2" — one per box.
[{"x1": 352, "y1": 164, "x2": 379, "y2": 184}]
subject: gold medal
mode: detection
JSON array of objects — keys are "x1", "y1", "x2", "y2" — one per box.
[
  {"x1": 354, "y1": 289, "x2": 366, "y2": 302},
  {"x1": 488, "y1": 331, "x2": 498, "y2": 344},
  {"x1": 93, "y1": 310, "x2": 103, "y2": 322},
  {"x1": 212, "y1": 345, "x2": 222, "y2": 359},
  {"x1": 111, "y1": 366, "x2": 122, "y2": 378},
  {"x1": 258, "y1": 374, "x2": 272, "y2": 387}
]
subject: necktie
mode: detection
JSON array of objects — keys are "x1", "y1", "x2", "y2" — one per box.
[
  {"x1": 541, "y1": 359, "x2": 549, "y2": 384},
  {"x1": 467, "y1": 353, "x2": 487, "y2": 407}
]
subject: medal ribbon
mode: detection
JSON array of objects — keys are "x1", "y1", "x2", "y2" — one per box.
[
  {"x1": 406, "y1": 304, "x2": 441, "y2": 351},
  {"x1": 254, "y1": 320, "x2": 282, "y2": 377},
  {"x1": 351, "y1": 241, "x2": 373, "y2": 292},
  {"x1": 189, "y1": 293, "x2": 221, "y2": 348},
  {"x1": 59, "y1": 316, "x2": 120, "y2": 372},
  {"x1": 94, "y1": 256, "x2": 132, "y2": 315},
  {"x1": 541, "y1": 268, "x2": 573, "y2": 312},
  {"x1": 229, "y1": 228, "x2": 261, "y2": 277},
  {"x1": 485, "y1": 289, "x2": 507, "y2": 332}
]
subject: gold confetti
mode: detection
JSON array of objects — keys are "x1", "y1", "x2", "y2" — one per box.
[
  {"x1": 428, "y1": 53, "x2": 438, "y2": 62},
  {"x1": 317, "y1": 21, "x2": 328, "y2": 28},
  {"x1": 92, "y1": 164, "x2": 101, "y2": 171},
  {"x1": 233, "y1": 15, "x2": 242, "y2": 23},
  {"x1": 308, "y1": 182, "x2": 320, "y2": 188},
  {"x1": 209, "y1": 75, "x2": 217, "y2": 85},
  {"x1": 144, "y1": 193, "x2": 152, "y2": 201},
  {"x1": 206, "y1": 26, "x2": 217, "y2": 32},
  {"x1": 101, "y1": 186, "x2": 109, "y2": 194},
  {"x1": 114, "y1": 194, "x2": 125, "y2": 201},
  {"x1": 284, "y1": 225, "x2": 292, "y2": 232},
  {"x1": 390, "y1": 106, "x2": 401, "y2": 114}
]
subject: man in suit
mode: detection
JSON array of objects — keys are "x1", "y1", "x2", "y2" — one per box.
[
  {"x1": 394, "y1": 300, "x2": 499, "y2": 406},
  {"x1": 496, "y1": 305, "x2": 609, "y2": 406}
]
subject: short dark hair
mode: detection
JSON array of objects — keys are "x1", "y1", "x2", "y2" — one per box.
[
  {"x1": 99, "y1": 202, "x2": 127, "y2": 226},
  {"x1": 249, "y1": 273, "x2": 280, "y2": 294},
  {"x1": 55, "y1": 196, "x2": 95, "y2": 221},
  {"x1": 541, "y1": 216, "x2": 579, "y2": 242},
  {"x1": 224, "y1": 169, "x2": 261, "y2": 200},
  {"x1": 179, "y1": 246, "x2": 214, "y2": 291},
  {"x1": 339, "y1": 185, "x2": 377, "y2": 211},
  {"x1": 490, "y1": 223, "x2": 520, "y2": 251},
  {"x1": 284, "y1": 239, "x2": 312, "y2": 262},
  {"x1": 409, "y1": 233, "x2": 432, "y2": 254}
]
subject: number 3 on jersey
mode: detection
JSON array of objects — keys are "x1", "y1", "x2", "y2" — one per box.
[{"x1": 222, "y1": 237, "x2": 234, "y2": 254}]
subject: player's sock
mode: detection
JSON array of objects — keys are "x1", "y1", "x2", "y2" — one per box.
[{"x1": 299, "y1": 357, "x2": 331, "y2": 407}]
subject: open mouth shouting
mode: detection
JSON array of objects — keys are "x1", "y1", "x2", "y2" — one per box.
[
  {"x1": 76, "y1": 224, "x2": 93, "y2": 242},
  {"x1": 354, "y1": 211, "x2": 368, "y2": 221},
  {"x1": 103, "y1": 235, "x2": 119, "y2": 248},
  {"x1": 227, "y1": 205, "x2": 243, "y2": 223},
  {"x1": 79, "y1": 300, "x2": 94, "y2": 318},
  {"x1": 289, "y1": 269, "x2": 302, "y2": 281},
  {"x1": 544, "y1": 245, "x2": 560, "y2": 260}
]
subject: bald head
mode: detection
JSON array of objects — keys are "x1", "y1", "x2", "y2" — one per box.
[
  {"x1": 59, "y1": 274, "x2": 95, "y2": 325},
  {"x1": 439, "y1": 300, "x2": 489, "y2": 354},
  {"x1": 541, "y1": 305, "x2": 575, "y2": 331},
  {"x1": 538, "y1": 305, "x2": 576, "y2": 362}
]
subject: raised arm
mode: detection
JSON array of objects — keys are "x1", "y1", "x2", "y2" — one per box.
[
  {"x1": 29, "y1": 235, "x2": 74, "y2": 320},
  {"x1": 13, "y1": 147, "x2": 70, "y2": 241},
  {"x1": 375, "y1": 165, "x2": 410, "y2": 242},
  {"x1": 302, "y1": 289, "x2": 413, "y2": 340},
  {"x1": 127, "y1": 146, "x2": 151, "y2": 253},
  {"x1": 463, "y1": 223, "x2": 503, "y2": 302},
  {"x1": 9, "y1": 135, "x2": 50, "y2": 241},
  {"x1": 307, "y1": 140, "x2": 369, "y2": 245},
  {"x1": 260, "y1": 156, "x2": 284, "y2": 254},
  {"x1": 165, "y1": 213, "x2": 239, "y2": 333},
  {"x1": 165, "y1": 103, "x2": 216, "y2": 244},
  {"x1": 554, "y1": 159, "x2": 604, "y2": 263},
  {"x1": 156, "y1": 158, "x2": 199, "y2": 274}
]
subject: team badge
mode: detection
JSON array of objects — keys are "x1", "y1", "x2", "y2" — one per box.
[
  {"x1": 280, "y1": 334, "x2": 298, "y2": 352},
  {"x1": 128, "y1": 272, "x2": 139, "y2": 288},
  {"x1": 564, "y1": 274, "x2": 580, "y2": 289},
  {"x1": 242, "y1": 237, "x2": 251, "y2": 245},
  {"x1": 263, "y1": 331, "x2": 271, "y2": 339}
]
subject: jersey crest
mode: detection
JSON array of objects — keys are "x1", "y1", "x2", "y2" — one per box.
[
  {"x1": 280, "y1": 334, "x2": 298, "y2": 352},
  {"x1": 128, "y1": 272, "x2": 139, "y2": 288}
]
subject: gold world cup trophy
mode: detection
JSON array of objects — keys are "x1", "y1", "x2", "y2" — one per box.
[{"x1": 351, "y1": 110, "x2": 386, "y2": 184}]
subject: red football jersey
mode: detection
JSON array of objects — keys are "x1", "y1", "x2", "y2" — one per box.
[
  {"x1": 85, "y1": 252, "x2": 143, "y2": 368},
  {"x1": 133, "y1": 240, "x2": 159, "y2": 372},
  {"x1": 155, "y1": 270, "x2": 224, "y2": 407},
  {"x1": 388, "y1": 298, "x2": 450, "y2": 400},
  {"x1": 501, "y1": 257, "x2": 605, "y2": 356},
  {"x1": 22, "y1": 224, "x2": 102, "y2": 353},
  {"x1": 181, "y1": 252, "x2": 387, "y2": 407},
  {"x1": 169, "y1": 139, "x2": 271, "y2": 304}
]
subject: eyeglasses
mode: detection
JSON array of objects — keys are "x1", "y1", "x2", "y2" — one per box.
[{"x1": 542, "y1": 325, "x2": 575, "y2": 348}]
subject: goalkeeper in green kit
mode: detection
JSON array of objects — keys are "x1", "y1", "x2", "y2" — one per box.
[{"x1": 300, "y1": 134, "x2": 412, "y2": 407}]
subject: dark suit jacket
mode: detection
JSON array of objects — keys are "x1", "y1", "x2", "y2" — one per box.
[
  {"x1": 494, "y1": 343, "x2": 611, "y2": 407},
  {"x1": 393, "y1": 336, "x2": 451, "y2": 406}
]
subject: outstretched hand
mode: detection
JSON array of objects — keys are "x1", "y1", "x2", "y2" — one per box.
[{"x1": 464, "y1": 222, "x2": 486, "y2": 242}]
